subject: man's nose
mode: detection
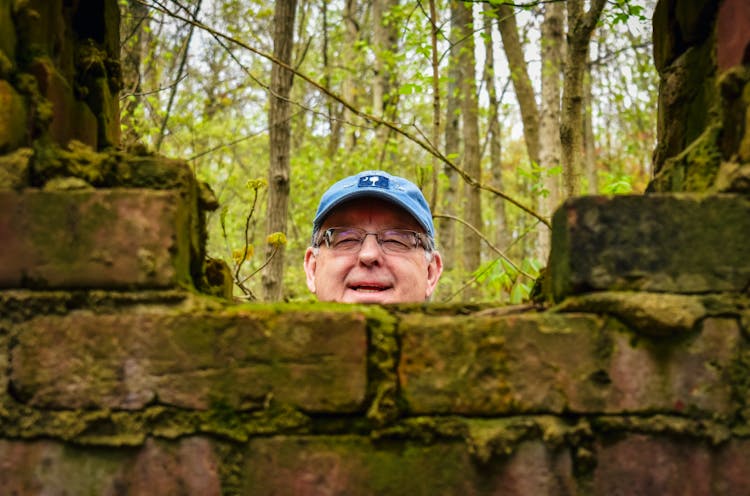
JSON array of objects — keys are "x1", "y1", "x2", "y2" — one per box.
[{"x1": 357, "y1": 233, "x2": 382, "y2": 264}]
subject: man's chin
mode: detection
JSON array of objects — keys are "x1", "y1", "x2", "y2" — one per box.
[{"x1": 343, "y1": 288, "x2": 395, "y2": 304}]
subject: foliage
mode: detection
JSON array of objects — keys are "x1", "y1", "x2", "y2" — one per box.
[{"x1": 119, "y1": 0, "x2": 658, "y2": 302}]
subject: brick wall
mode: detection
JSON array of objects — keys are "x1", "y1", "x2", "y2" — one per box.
[{"x1": 1, "y1": 0, "x2": 750, "y2": 494}]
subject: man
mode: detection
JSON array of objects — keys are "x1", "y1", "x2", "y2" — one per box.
[{"x1": 304, "y1": 170, "x2": 443, "y2": 303}]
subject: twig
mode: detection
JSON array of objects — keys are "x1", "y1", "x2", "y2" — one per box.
[{"x1": 136, "y1": 0, "x2": 551, "y2": 229}]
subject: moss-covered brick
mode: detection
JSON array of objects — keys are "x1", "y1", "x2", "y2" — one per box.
[
  {"x1": 28, "y1": 57, "x2": 98, "y2": 148},
  {"x1": 0, "y1": 437, "x2": 221, "y2": 495},
  {"x1": 0, "y1": 189, "x2": 193, "y2": 289},
  {"x1": 399, "y1": 312, "x2": 608, "y2": 415},
  {"x1": 10, "y1": 306, "x2": 368, "y2": 412},
  {"x1": 593, "y1": 434, "x2": 750, "y2": 495},
  {"x1": 548, "y1": 194, "x2": 750, "y2": 300},
  {"x1": 242, "y1": 435, "x2": 575, "y2": 495},
  {"x1": 0, "y1": 1, "x2": 15, "y2": 72},
  {"x1": 0, "y1": 80, "x2": 27, "y2": 153},
  {"x1": 605, "y1": 317, "x2": 739, "y2": 417},
  {"x1": 399, "y1": 311, "x2": 739, "y2": 418}
]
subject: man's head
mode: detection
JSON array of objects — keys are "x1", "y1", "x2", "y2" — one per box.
[{"x1": 304, "y1": 170, "x2": 443, "y2": 303}]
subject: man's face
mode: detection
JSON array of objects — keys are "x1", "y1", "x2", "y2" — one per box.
[{"x1": 304, "y1": 198, "x2": 443, "y2": 303}]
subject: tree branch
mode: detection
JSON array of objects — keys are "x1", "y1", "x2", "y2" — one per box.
[{"x1": 137, "y1": 0, "x2": 551, "y2": 229}]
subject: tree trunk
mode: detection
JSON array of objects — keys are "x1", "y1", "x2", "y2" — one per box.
[
  {"x1": 454, "y1": 0, "x2": 482, "y2": 295},
  {"x1": 342, "y1": 0, "x2": 360, "y2": 150},
  {"x1": 537, "y1": 1, "x2": 564, "y2": 262},
  {"x1": 560, "y1": 0, "x2": 606, "y2": 198},
  {"x1": 438, "y1": 0, "x2": 462, "y2": 272},
  {"x1": 496, "y1": 3, "x2": 540, "y2": 167},
  {"x1": 482, "y1": 2, "x2": 508, "y2": 252},
  {"x1": 583, "y1": 55, "x2": 597, "y2": 193},
  {"x1": 262, "y1": 0, "x2": 297, "y2": 301}
]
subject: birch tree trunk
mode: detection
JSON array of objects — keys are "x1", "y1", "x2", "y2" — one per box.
[
  {"x1": 537, "y1": 1, "x2": 564, "y2": 261},
  {"x1": 262, "y1": 0, "x2": 297, "y2": 301},
  {"x1": 560, "y1": 0, "x2": 606, "y2": 198}
]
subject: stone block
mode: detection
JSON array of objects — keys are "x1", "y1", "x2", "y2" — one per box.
[
  {"x1": 242, "y1": 436, "x2": 575, "y2": 495},
  {"x1": 0, "y1": 147, "x2": 32, "y2": 189},
  {"x1": 0, "y1": 189, "x2": 193, "y2": 289},
  {"x1": 18, "y1": 0, "x2": 65, "y2": 58},
  {"x1": 717, "y1": 0, "x2": 750, "y2": 71},
  {"x1": 29, "y1": 57, "x2": 97, "y2": 148},
  {"x1": 10, "y1": 307, "x2": 368, "y2": 412},
  {"x1": 399, "y1": 312, "x2": 739, "y2": 417},
  {"x1": 0, "y1": 1, "x2": 15, "y2": 71},
  {"x1": 548, "y1": 194, "x2": 750, "y2": 300},
  {"x1": 0, "y1": 80, "x2": 27, "y2": 152},
  {"x1": 0, "y1": 437, "x2": 221, "y2": 495},
  {"x1": 593, "y1": 435, "x2": 750, "y2": 496}
]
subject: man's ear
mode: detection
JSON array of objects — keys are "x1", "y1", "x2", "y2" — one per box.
[
  {"x1": 425, "y1": 251, "x2": 443, "y2": 299},
  {"x1": 303, "y1": 247, "x2": 318, "y2": 293}
]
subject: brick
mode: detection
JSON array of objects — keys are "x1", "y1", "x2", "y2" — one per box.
[
  {"x1": 242, "y1": 436, "x2": 575, "y2": 495},
  {"x1": 0, "y1": 1, "x2": 15, "y2": 70},
  {"x1": 0, "y1": 80, "x2": 27, "y2": 152},
  {"x1": 29, "y1": 57, "x2": 97, "y2": 148},
  {"x1": 0, "y1": 189, "x2": 192, "y2": 289},
  {"x1": 593, "y1": 434, "x2": 750, "y2": 496},
  {"x1": 548, "y1": 194, "x2": 750, "y2": 300},
  {"x1": 399, "y1": 313, "x2": 739, "y2": 417},
  {"x1": 717, "y1": 0, "x2": 750, "y2": 71},
  {"x1": 0, "y1": 437, "x2": 221, "y2": 495},
  {"x1": 10, "y1": 307, "x2": 368, "y2": 412}
]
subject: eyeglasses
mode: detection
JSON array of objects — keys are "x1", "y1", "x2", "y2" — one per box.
[{"x1": 316, "y1": 227, "x2": 433, "y2": 254}]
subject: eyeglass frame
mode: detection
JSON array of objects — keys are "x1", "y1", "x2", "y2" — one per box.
[{"x1": 312, "y1": 226, "x2": 436, "y2": 255}]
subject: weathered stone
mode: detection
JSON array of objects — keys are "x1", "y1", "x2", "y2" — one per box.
[
  {"x1": 0, "y1": 1, "x2": 15, "y2": 71},
  {"x1": 0, "y1": 147, "x2": 32, "y2": 189},
  {"x1": 555, "y1": 291, "x2": 706, "y2": 336},
  {"x1": 717, "y1": 0, "x2": 750, "y2": 72},
  {"x1": 17, "y1": 0, "x2": 65, "y2": 59},
  {"x1": 0, "y1": 189, "x2": 193, "y2": 289},
  {"x1": 0, "y1": 437, "x2": 221, "y2": 495},
  {"x1": 593, "y1": 434, "x2": 750, "y2": 496},
  {"x1": 714, "y1": 162, "x2": 750, "y2": 193},
  {"x1": 652, "y1": 43, "x2": 718, "y2": 185},
  {"x1": 605, "y1": 318, "x2": 739, "y2": 416},
  {"x1": 675, "y1": 0, "x2": 715, "y2": 46},
  {"x1": 29, "y1": 57, "x2": 98, "y2": 148},
  {"x1": 0, "y1": 80, "x2": 27, "y2": 152},
  {"x1": 399, "y1": 312, "x2": 739, "y2": 417},
  {"x1": 548, "y1": 194, "x2": 750, "y2": 299},
  {"x1": 10, "y1": 307, "x2": 368, "y2": 412},
  {"x1": 242, "y1": 436, "x2": 575, "y2": 495},
  {"x1": 399, "y1": 312, "x2": 606, "y2": 415}
]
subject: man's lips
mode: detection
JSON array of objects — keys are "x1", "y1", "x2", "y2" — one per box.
[{"x1": 348, "y1": 282, "x2": 392, "y2": 292}]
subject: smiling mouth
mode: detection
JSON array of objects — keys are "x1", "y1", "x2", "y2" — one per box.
[{"x1": 350, "y1": 284, "x2": 390, "y2": 292}]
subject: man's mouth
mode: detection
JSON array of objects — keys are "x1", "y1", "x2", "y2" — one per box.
[{"x1": 349, "y1": 284, "x2": 390, "y2": 293}]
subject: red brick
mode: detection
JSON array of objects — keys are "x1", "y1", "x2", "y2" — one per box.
[
  {"x1": 0, "y1": 189, "x2": 192, "y2": 289},
  {"x1": 548, "y1": 194, "x2": 750, "y2": 300},
  {"x1": 29, "y1": 57, "x2": 98, "y2": 148},
  {"x1": 399, "y1": 313, "x2": 738, "y2": 417},
  {"x1": 0, "y1": 437, "x2": 221, "y2": 495},
  {"x1": 0, "y1": 80, "x2": 27, "y2": 152},
  {"x1": 593, "y1": 434, "x2": 750, "y2": 496},
  {"x1": 10, "y1": 307, "x2": 368, "y2": 412},
  {"x1": 242, "y1": 436, "x2": 575, "y2": 495}
]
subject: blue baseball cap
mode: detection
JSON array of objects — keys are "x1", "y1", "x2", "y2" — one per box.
[{"x1": 312, "y1": 170, "x2": 435, "y2": 240}]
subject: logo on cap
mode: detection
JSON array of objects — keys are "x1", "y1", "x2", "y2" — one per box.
[{"x1": 358, "y1": 175, "x2": 389, "y2": 189}]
